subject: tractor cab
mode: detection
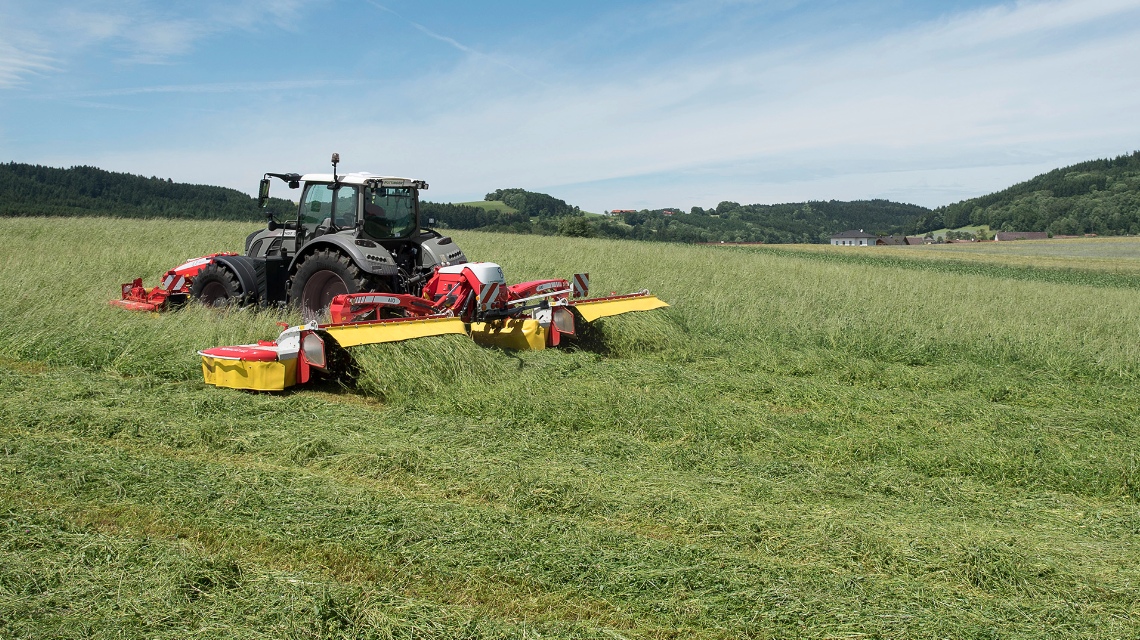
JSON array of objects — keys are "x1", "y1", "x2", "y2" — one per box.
[{"x1": 291, "y1": 173, "x2": 426, "y2": 245}]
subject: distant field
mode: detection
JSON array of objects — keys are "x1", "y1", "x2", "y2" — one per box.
[
  {"x1": 455, "y1": 199, "x2": 519, "y2": 214},
  {"x1": 923, "y1": 224, "x2": 993, "y2": 239},
  {"x1": 762, "y1": 236, "x2": 1140, "y2": 276},
  {"x1": 453, "y1": 200, "x2": 601, "y2": 216},
  {"x1": 2, "y1": 217, "x2": 1139, "y2": 638}
]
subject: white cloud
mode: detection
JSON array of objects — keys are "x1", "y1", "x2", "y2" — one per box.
[
  {"x1": 14, "y1": 0, "x2": 1140, "y2": 213},
  {"x1": 348, "y1": 0, "x2": 1140, "y2": 209},
  {"x1": 0, "y1": 0, "x2": 319, "y2": 83}
]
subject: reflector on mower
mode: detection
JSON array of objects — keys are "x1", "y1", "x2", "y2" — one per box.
[
  {"x1": 478, "y1": 282, "x2": 502, "y2": 313},
  {"x1": 301, "y1": 332, "x2": 327, "y2": 369},
  {"x1": 552, "y1": 307, "x2": 575, "y2": 334},
  {"x1": 572, "y1": 273, "x2": 589, "y2": 298}
]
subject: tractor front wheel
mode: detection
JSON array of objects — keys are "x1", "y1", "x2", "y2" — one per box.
[
  {"x1": 190, "y1": 263, "x2": 242, "y2": 306},
  {"x1": 290, "y1": 249, "x2": 369, "y2": 321}
]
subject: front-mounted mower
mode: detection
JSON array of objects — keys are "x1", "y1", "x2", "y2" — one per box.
[{"x1": 198, "y1": 262, "x2": 669, "y2": 391}]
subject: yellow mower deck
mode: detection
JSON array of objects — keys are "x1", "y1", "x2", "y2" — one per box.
[
  {"x1": 200, "y1": 294, "x2": 669, "y2": 391},
  {"x1": 201, "y1": 355, "x2": 297, "y2": 391}
]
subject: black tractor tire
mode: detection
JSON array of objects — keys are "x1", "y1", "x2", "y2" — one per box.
[
  {"x1": 190, "y1": 263, "x2": 243, "y2": 307},
  {"x1": 290, "y1": 249, "x2": 370, "y2": 321}
]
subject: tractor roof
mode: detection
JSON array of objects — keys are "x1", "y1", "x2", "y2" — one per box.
[{"x1": 300, "y1": 172, "x2": 428, "y2": 189}]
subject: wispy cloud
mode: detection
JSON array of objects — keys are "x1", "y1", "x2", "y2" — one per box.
[
  {"x1": 66, "y1": 79, "x2": 353, "y2": 98},
  {"x1": 341, "y1": 0, "x2": 1140, "y2": 208},
  {"x1": 2, "y1": 0, "x2": 320, "y2": 83},
  {"x1": 0, "y1": 41, "x2": 55, "y2": 88},
  {"x1": 365, "y1": 1, "x2": 546, "y2": 86}
]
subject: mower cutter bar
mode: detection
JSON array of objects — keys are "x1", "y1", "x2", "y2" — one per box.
[
  {"x1": 568, "y1": 291, "x2": 669, "y2": 322},
  {"x1": 321, "y1": 314, "x2": 467, "y2": 348}
]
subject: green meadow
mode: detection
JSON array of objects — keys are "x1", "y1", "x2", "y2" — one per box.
[
  {"x1": 454, "y1": 200, "x2": 520, "y2": 214},
  {"x1": 1, "y1": 217, "x2": 1138, "y2": 638},
  {"x1": 774, "y1": 236, "x2": 1140, "y2": 276}
]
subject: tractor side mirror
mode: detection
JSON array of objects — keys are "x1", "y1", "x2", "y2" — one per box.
[{"x1": 258, "y1": 178, "x2": 271, "y2": 208}]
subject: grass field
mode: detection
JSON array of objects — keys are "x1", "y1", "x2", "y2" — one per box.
[
  {"x1": 759, "y1": 236, "x2": 1140, "y2": 279},
  {"x1": 455, "y1": 200, "x2": 520, "y2": 214},
  {"x1": 2, "y1": 217, "x2": 1139, "y2": 638}
]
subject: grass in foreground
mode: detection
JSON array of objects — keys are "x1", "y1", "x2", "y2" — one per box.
[{"x1": 1, "y1": 217, "x2": 1138, "y2": 638}]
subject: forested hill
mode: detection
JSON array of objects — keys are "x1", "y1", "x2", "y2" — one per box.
[
  {"x1": 0, "y1": 162, "x2": 294, "y2": 220},
  {"x1": 641, "y1": 199, "x2": 929, "y2": 244},
  {"x1": 3, "y1": 162, "x2": 931, "y2": 243},
  {"x1": 424, "y1": 196, "x2": 929, "y2": 243},
  {"x1": 915, "y1": 151, "x2": 1140, "y2": 236}
]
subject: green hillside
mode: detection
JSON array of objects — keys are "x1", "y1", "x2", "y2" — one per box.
[
  {"x1": 431, "y1": 189, "x2": 931, "y2": 243},
  {"x1": 455, "y1": 200, "x2": 520, "y2": 214},
  {"x1": 602, "y1": 199, "x2": 929, "y2": 243},
  {"x1": 917, "y1": 151, "x2": 1140, "y2": 235},
  {"x1": 1, "y1": 164, "x2": 931, "y2": 243},
  {"x1": 0, "y1": 162, "x2": 295, "y2": 220}
]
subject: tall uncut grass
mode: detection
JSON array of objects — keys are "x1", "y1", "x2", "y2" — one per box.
[{"x1": 1, "y1": 217, "x2": 1139, "y2": 638}]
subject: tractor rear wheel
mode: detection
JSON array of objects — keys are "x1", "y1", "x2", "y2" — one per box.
[
  {"x1": 290, "y1": 249, "x2": 369, "y2": 321},
  {"x1": 190, "y1": 263, "x2": 242, "y2": 306}
]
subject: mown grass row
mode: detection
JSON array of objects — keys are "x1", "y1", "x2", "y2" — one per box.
[
  {"x1": 1, "y1": 217, "x2": 1139, "y2": 637},
  {"x1": 3, "y1": 363, "x2": 1137, "y2": 638},
  {"x1": 748, "y1": 243, "x2": 1140, "y2": 290}
]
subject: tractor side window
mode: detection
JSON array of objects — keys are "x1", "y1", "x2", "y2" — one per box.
[
  {"x1": 333, "y1": 186, "x2": 358, "y2": 229},
  {"x1": 300, "y1": 184, "x2": 358, "y2": 237},
  {"x1": 300, "y1": 183, "x2": 333, "y2": 238},
  {"x1": 363, "y1": 187, "x2": 416, "y2": 239}
]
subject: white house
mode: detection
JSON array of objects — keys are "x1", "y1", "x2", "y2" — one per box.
[{"x1": 830, "y1": 229, "x2": 877, "y2": 246}]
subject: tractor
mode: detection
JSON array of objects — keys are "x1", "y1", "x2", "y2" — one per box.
[{"x1": 117, "y1": 154, "x2": 467, "y2": 319}]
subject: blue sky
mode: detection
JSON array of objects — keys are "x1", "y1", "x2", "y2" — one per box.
[{"x1": 2, "y1": 0, "x2": 1139, "y2": 212}]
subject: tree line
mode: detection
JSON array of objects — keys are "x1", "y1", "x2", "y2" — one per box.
[
  {"x1": 13, "y1": 155, "x2": 1138, "y2": 243},
  {"x1": 425, "y1": 194, "x2": 928, "y2": 243},
  {"x1": 914, "y1": 151, "x2": 1140, "y2": 236},
  {"x1": 0, "y1": 162, "x2": 293, "y2": 220}
]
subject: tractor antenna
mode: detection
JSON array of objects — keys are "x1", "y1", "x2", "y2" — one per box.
[{"x1": 331, "y1": 152, "x2": 340, "y2": 183}]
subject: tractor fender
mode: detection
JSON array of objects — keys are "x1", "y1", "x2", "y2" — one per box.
[
  {"x1": 210, "y1": 255, "x2": 265, "y2": 304},
  {"x1": 288, "y1": 235, "x2": 399, "y2": 278}
]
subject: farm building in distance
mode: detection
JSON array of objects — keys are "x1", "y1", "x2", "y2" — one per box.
[{"x1": 830, "y1": 229, "x2": 877, "y2": 246}]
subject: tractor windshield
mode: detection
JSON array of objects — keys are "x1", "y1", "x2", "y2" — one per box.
[{"x1": 363, "y1": 186, "x2": 417, "y2": 239}]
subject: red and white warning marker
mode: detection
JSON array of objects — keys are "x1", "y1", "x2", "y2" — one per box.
[
  {"x1": 478, "y1": 281, "x2": 502, "y2": 313},
  {"x1": 571, "y1": 273, "x2": 589, "y2": 298}
]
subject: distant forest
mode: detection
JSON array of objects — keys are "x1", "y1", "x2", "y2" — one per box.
[
  {"x1": 1, "y1": 162, "x2": 927, "y2": 243},
  {"x1": 915, "y1": 151, "x2": 1140, "y2": 236},
  {"x1": 0, "y1": 163, "x2": 293, "y2": 220},
  {"x1": 5, "y1": 152, "x2": 1140, "y2": 242},
  {"x1": 424, "y1": 194, "x2": 927, "y2": 243}
]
